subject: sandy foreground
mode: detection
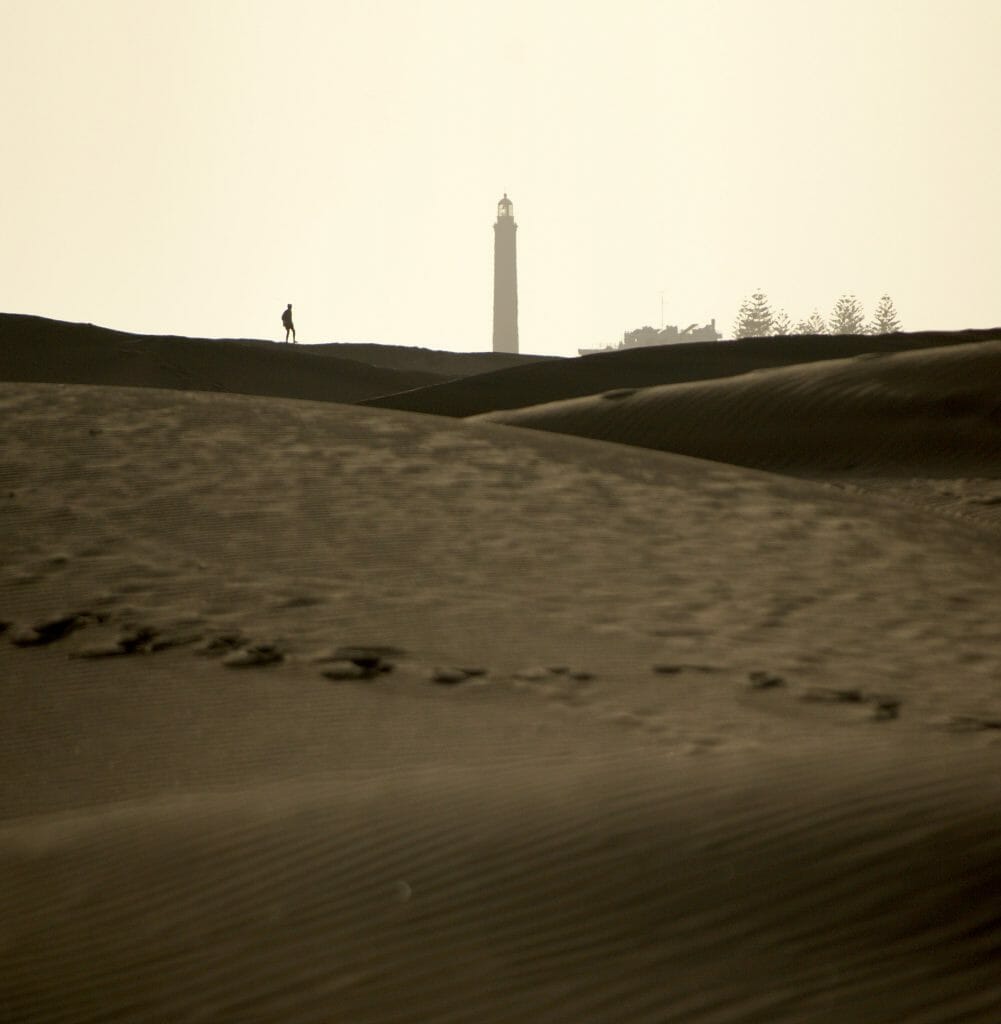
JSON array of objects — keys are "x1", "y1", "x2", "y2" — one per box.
[{"x1": 2, "y1": 373, "x2": 1001, "y2": 1022}]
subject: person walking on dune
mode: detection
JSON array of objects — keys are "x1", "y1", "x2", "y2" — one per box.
[{"x1": 282, "y1": 303, "x2": 296, "y2": 343}]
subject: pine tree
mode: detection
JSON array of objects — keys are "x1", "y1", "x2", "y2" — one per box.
[
  {"x1": 869, "y1": 294, "x2": 901, "y2": 334},
  {"x1": 829, "y1": 294, "x2": 866, "y2": 335},
  {"x1": 795, "y1": 310, "x2": 827, "y2": 335},
  {"x1": 771, "y1": 310, "x2": 792, "y2": 336},
  {"x1": 733, "y1": 290, "x2": 774, "y2": 339}
]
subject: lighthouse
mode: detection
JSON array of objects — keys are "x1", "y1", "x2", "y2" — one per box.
[{"x1": 492, "y1": 193, "x2": 519, "y2": 353}]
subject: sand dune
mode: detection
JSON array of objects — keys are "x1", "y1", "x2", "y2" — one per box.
[
  {"x1": 477, "y1": 340, "x2": 1001, "y2": 523},
  {"x1": 6, "y1": 746, "x2": 1001, "y2": 1024},
  {"x1": 362, "y1": 327, "x2": 1001, "y2": 417},
  {"x1": 309, "y1": 339, "x2": 556, "y2": 378},
  {"x1": 0, "y1": 313, "x2": 544, "y2": 406},
  {"x1": 477, "y1": 340, "x2": 1001, "y2": 475},
  {"x1": 3, "y1": 379, "x2": 1001, "y2": 1021}
]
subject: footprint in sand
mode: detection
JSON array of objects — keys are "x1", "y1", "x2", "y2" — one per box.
[
  {"x1": 800, "y1": 686, "x2": 866, "y2": 704},
  {"x1": 430, "y1": 667, "x2": 488, "y2": 685},
  {"x1": 747, "y1": 674, "x2": 903, "y2": 723},
  {"x1": 222, "y1": 643, "x2": 284, "y2": 668},
  {"x1": 800, "y1": 686, "x2": 902, "y2": 722},
  {"x1": 319, "y1": 645, "x2": 403, "y2": 681},
  {"x1": 195, "y1": 632, "x2": 250, "y2": 657},
  {"x1": 513, "y1": 666, "x2": 594, "y2": 683},
  {"x1": 937, "y1": 714, "x2": 1001, "y2": 733},
  {"x1": 747, "y1": 670, "x2": 786, "y2": 689},
  {"x1": 75, "y1": 625, "x2": 160, "y2": 658},
  {"x1": 322, "y1": 661, "x2": 375, "y2": 681},
  {"x1": 8, "y1": 610, "x2": 104, "y2": 647},
  {"x1": 4, "y1": 599, "x2": 214, "y2": 659},
  {"x1": 656, "y1": 663, "x2": 725, "y2": 676},
  {"x1": 870, "y1": 696, "x2": 902, "y2": 721}
]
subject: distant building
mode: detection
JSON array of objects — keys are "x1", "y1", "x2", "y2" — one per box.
[
  {"x1": 492, "y1": 194, "x2": 518, "y2": 354},
  {"x1": 578, "y1": 319, "x2": 720, "y2": 356}
]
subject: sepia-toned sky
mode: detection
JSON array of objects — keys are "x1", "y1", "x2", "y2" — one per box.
[{"x1": 3, "y1": 0, "x2": 999, "y2": 355}]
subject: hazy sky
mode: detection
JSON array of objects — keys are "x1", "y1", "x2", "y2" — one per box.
[{"x1": 4, "y1": 0, "x2": 1000, "y2": 356}]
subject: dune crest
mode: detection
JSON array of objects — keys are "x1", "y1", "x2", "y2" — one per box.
[
  {"x1": 0, "y1": 312, "x2": 547, "y2": 405},
  {"x1": 476, "y1": 341, "x2": 1001, "y2": 522},
  {"x1": 364, "y1": 327, "x2": 1001, "y2": 417}
]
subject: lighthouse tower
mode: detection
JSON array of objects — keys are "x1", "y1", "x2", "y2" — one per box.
[{"x1": 492, "y1": 193, "x2": 519, "y2": 353}]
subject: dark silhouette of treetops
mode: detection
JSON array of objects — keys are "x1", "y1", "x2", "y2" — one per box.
[{"x1": 733, "y1": 291, "x2": 903, "y2": 339}]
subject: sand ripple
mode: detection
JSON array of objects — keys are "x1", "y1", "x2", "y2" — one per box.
[{"x1": 3, "y1": 744, "x2": 1000, "y2": 1023}]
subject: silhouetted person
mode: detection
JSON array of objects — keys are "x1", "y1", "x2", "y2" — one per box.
[{"x1": 282, "y1": 303, "x2": 296, "y2": 343}]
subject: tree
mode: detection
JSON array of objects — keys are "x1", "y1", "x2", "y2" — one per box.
[
  {"x1": 795, "y1": 310, "x2": 828, "y2": 335},
  {"x1": 869, "y1": 294, "x2": 901, "y2": 334},
  {"x1": 772, "y1": 310, "x2": 792, "y2": 336},
  {"x1": 829, "y1": 294, "x2": 866, "y2": 335},
  {"x1": 733, "y1": 290, "x2": 774, "y2": 338}
]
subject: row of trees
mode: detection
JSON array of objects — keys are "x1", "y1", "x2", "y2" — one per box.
[{"x1": 733, "y1": 292, "x2": 902, "y2": 339}]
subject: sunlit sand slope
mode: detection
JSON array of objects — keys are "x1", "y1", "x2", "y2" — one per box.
[
  {"x1": 363, "y1": 328, "x2": 1001, "y2": 417},
  {"x1": 3, "y1": 382, "x2": 1001, "y2": 1022},
  {"x1": 478, "y1": 341, "x2": 1001, "y2": 477}
]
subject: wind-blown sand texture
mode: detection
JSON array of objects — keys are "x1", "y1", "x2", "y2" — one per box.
[
  {"x1": 3, "y1": 323, "x2": 1001, "y2": 1022},
  {"x1": 362, "y1": 327, "x2": 1001, "y2": 417}
]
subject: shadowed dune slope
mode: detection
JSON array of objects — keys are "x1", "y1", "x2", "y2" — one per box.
[
  {"x1": 362, "y1": 327, "x2": 1001, "y2": 417},
  {"x1": 477, "y1": 341, "x2": 1001, "y2": 478},
  {"x1": 4, "y1": 382, "x2": 1001, "y2": 1022},
  {"x1": 309, "y1": 340, "x2": 556, "y2": 377},
  {"x1": 0, "y1": 313, "x2": 451, "y2": 403}
]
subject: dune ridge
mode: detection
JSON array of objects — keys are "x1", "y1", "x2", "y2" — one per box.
[
  {"x1": 476, "y1": 342, "x2": 1001, "y2": 518},
  {"x1": 0, "y1": 313, "x2": 544, "y2": 406},
  {"x1": 362, "y1": 327, "x2": 1001, "y2": 417},
  {"x1": 308, "y1": 340, "x2": 556, "y2": 377}
]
